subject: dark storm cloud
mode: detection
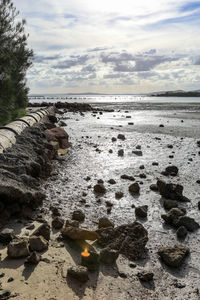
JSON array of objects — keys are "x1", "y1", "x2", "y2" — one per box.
[{"x1": 53, "y1": 54, "x2": 89, "y2": 69}]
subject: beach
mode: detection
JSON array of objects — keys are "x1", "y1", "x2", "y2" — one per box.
[{"x1": 0, "y1": 99, "x2": 200, "y2": 299}]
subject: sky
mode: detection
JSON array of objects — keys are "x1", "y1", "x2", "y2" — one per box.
[{"x1": 14, "y1": 0, "x2": 200, "y2": 94}]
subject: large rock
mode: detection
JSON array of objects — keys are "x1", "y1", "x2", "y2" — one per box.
[
  {"x1": 67, "y1": 266, "x2": 89, "y2": 283},
  {"x1": 45, "y1": 127, "x2": 69, "y2": 149},
  {"x1": 98, "y1": 217, "x2": 114, "y2": 229},
  {"x1": 25, "y1": 252, "x2": 41, "y2": 264},
  {"x1": 61, "y1": 226, "x2": 99, "y2": 241},
  {"x1": 7, "y1": 238, "x2": 30, "y2": 258},
  {"x1": 97, "y1": 222, "x2": 148, "y2": 260},
  {"x1": 31, "y1": 223, "x2": 50, "y2": 241},
  {"x1": 29, "y1": 235, "x2": 48, "y2": 251},
  {"x1": 137, "y1": 271, "x2": 154, "y2": 282},
  {"x1": 157, "y1": 179, "x2": 190, "y2": 202},
  {"x1": 158, "y1": 244, "x2": 190, "y2": 267},
  {"x1": 117, "y1": 134, "x2": 125, "y2": 140},
  {"x1": 121, "y1": 174, "x2": 135, "y2": 181},
  {"x1": 163, "y1": 199, "x2": 178, "y2": 210}
]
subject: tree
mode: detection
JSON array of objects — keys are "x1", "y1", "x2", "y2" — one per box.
[{"x1": 0, "y1": 0, "x2": 33, "y2": 125}]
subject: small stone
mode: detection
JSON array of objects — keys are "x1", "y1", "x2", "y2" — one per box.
[
  {"x1": 94, "y1": 183, "x2": 107, "y2": 194},
  {"x1": 129, "y1": 183, "x2": 140, "y2": 194},
  {"x1": 117, "y1": 134, "x2": 125, "y2": 140},
  {"x1": 105, "y1": 201, "x2": 113, "y2": 207},
  {"x1": 167, "y1": 144, "x2": 173, "y2": 149},
  {"x1": 129, "y1": 263, "x2": 136, "y2": 268},
  {"x1": 159, "y1": 124, "x2": 164, "y2": 127},
  {"x1": 152, "y1": 162, "x2": 159, "y2": 166},
  {"x1": 72, "y1": 210, "x2": 85, "y2": 222},
  {"x1": 137, "y1": 271, "x2": 154, "y2": 282},
  {"x1": 158, "y1": 244, "x2": 190, "y2": 267},
  {"x1": 118, "y1": 271, "x2": 127, "y2": 278},
  {"x1": 121, "y1": 174, "x2": 135, "y2": 181},
  {"x1": 0, "y1": 228, "x2": 14, "y2": 244},
  {"x1": 150, "y1": 184, "x2": 158, "y2": 191},
  {"x1": 132, "y1": 150, "x2": 143, "y2": 156},
  {"x1": 162, "y1": 165, "x2": 179, "y2": 176},
  {"x1": 115, "y1": 192, "x2": 124, "y2": 199},
  {"x1": 98, "y1": 217, "x2": 114, "y2": 229},
  {"x1": 118, "y1": 149, "x2": 124, "y2": 157},
  {"x1": 29, "y1": 235, "x2": 48, "y2": 252},
  {"x1": 52, "y1": 217, "x2": 64, "y2": 229},
  {"x1": 139, "y1": 173, "x2": 146, "y2": 179},
  {"x1": 176, "y1": 226, "x2": 188, "y2": 240},
  {"x1": 100, "y1": 248, "x2": 119, "y2": 264},
  {"x1": 109, "y1": 149, "x2": 113, "y2": 153},
  {"x1": 67, "y1": 266, "x2": 89, "y2": 283},
  {"x1": 111, "y1": 137, "x2": 117, "y2": 142},
  {"x1": 108, "y1": 179, "x2": 116, "y2": 184},
  {"x1": 139, "y1": 165, "x2": 145, "y2": 169},
  {"x1": 135, "y1": 206, "x2": 148, "y2": 218},
  {"x1": 7, "y1": 277, "x2": 14, "y2": 283}
]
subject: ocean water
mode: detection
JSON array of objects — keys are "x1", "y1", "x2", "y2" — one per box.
[{"x1": 28, "y1": 94, "x2": 200, "y2": 104}]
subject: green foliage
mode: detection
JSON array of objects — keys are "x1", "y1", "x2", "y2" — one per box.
[{"x1": 0, "y1": 0, "x2": 33, "y2": 125}]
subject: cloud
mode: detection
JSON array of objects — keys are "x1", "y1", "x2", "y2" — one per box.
[{"x1": 53, "y1": 55, "x2": 89, "y2": 69}]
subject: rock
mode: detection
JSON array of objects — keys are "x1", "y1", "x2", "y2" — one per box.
[
  {"x1": 118, "y1": 149, "x2": 124, "y2": 157},
  {"x1": 176, "y1": 226, "x2": 188, "y2": 240},
  {"x1": 198, "y1": 201, "x2": 200, "y2": 210},
  {"x1": 129, "y1": 183, "x2": 140, "y2": 194},
  {"x1": 158, "y1": 244, "x2": 190, "y2": 267},
  {"x1": 139, "y1": 173, "x2": 146, "y2": 179},
  {"x1": 152, "y1": 162, "x2": 159, "y2": 166},
  {"x1": 157, "y1": 179, "x2": 190, "y2": 202},
  {"x1": 97, "y1": 222, "x2": 148, "y2": 260},
  {"x1": 132, "y1": 150, "x2": 143, "y2": 156},
  {"x1": 117, "y1": 134, "x2": 125, "y2": 140},
  {"x1": 115, "y1": 191, "x2": 124, "y2": 199},
  {"x1": 175, "y1": 216, "x2": 199, "y2": 232},
  {"x1": 29, "y1": 235, "x2": 48, "y2": 251},
  {"x1": 161, "y1": 208, "x2": 185, "y2": 226},
  {"x1": 52, "y1": 217, "x2": 64, "y2": 229},
  {"x1": 72, "y1": 210, "x2": 85, "y2": 222},
  {"x1": 135, "y1": 205, "x2": 148, "y2": 218},
  {"x1": 50, "y1": 206, "x2": 60, "y2": 216},
  {"x1": 97, "y1": 179, "x2": 104, "y2": 184},
  {"x1": 150, "y1": 184, "x2": 158, "y2": 191},
  {"x1": 98, "y1": 217, "x2": 114, "y2": 229},
  {"x1": 94, "y1": 183, "x2": 106, "y2": 194},
  {"x1": 163, "y1": 199, "x2": 178, "y2": 210},
  {"x1": 25, "y1": 252, "x2": 41, "y2": 264},
  {"x1": 7, "y1": 237, "x2": 30, "y2": 258},
  {"x1": 61, "y1": 226, "x2": 99, "y2": 241},
  {"x1": 0, "y1": 290, "x2": 11, "y2": 299},
  {"x1": 121, "y1": 174, "x2": 135, "y2": 181},
  {"x1": 31, "y1": 223, "x2": 50, "y2": 241},
  {"x1": 139, "y1": 165, "x2": 145, "y2": 169},
  {"x1": 159, "y1": 124, "x2": 164, "y2": 127},
  {"x1": 162, "y1": 166, "x2": 179, "y2": 176},
  {"x1": 111, "y1": 137, "x2": 117, "y2": 142},
  {"x1": 100, "y1": 248, "x2": 119, "y2": 264},
  {"x1": 67, "y1": 266, "x2": 89, "y2": 283},
  {"x1": 109, "y1": 149, "x2": 113, "y2": 153},
  {"x1": 136, "y1": 145, "x2": 141, "y2": 150},
  {"x1": 0, "y1": 228, "x2": 14, "y2": 243},
  {"x1": 26, "y1": 224, "x2": 35, "y2": 230},
  {"x1": 108, "y1": 179, "x2": 116, "y2": 184},
  {"x1": 137, "y1": 271, "x2": 154, "y2": 282},
  {"x1": 45, "y1": 127, "x2": 70, "y2": 149},
  {"x1": 128, "y1": 122, "x2": 134, "y2": 125}
]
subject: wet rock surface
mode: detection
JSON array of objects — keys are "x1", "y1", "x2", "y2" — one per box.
[{"x1": 97, "y1": 222, "x2": 148, "y2": 260}]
